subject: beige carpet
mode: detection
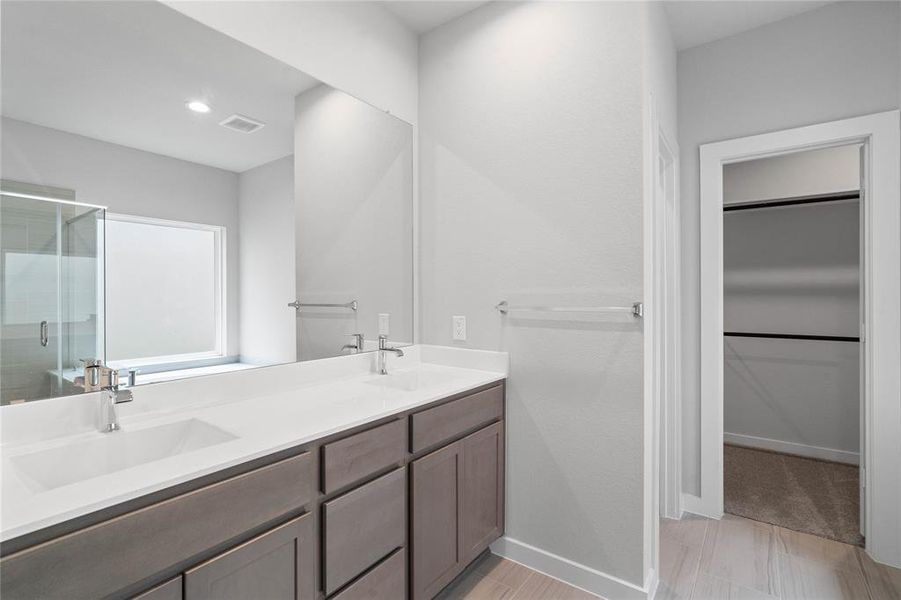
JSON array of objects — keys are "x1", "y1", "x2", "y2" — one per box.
[{"x1": 724, "y1": 444, "x2": 863, "y2": 546}]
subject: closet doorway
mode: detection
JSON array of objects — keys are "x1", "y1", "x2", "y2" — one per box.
[
  {"x1": 696, "y1": 111, "x2": 901, "y2": 568},
  {"x1": 721, "y1": 145, "x2": 863, "y2": 545}
]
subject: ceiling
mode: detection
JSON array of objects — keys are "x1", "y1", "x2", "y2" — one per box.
[
  {"x1": 1, "y1": 1, "x2": 320, "y2": 173},
  {"x1": 663, "y1": 1, "x2": 836, "y2": 50},
  {"x1": 382, "y1": 0, "x2": 836, "y2": 50},
  {"x1": 1, "y1": 0, "x2": 844, "y2": 171},
  {"x1": 382, "y1": 1, "x2": 488, "y2": 34}
]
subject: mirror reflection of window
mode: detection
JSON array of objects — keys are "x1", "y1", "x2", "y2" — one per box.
[{"x1": 104, "y1": 215, "x2": 225, "y2": 370}]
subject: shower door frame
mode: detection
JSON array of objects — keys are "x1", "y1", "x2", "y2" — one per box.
[
  {"x1": 695, "y1": 110, "x2": 901, "y2": 568},
  {"x1": 0, "y1": 180, "x2": 107, "y2": 400}
]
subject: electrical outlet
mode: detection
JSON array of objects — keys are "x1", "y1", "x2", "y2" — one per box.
[
  {"x1": 378, "y1": 313, "x2": 390, "y2": 336},
  {"x1": 452, "y1": 315, "x2": 467, "y2": 341}
]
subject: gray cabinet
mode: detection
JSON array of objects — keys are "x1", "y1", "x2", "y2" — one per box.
[
  {"x1": 184, "y1": 513, "x2": 315, "y2": 600},
  {"x1": 461, "y1": 422, "x2": 504, "y2": 564},
  {"x1": 411, "y1": 421, "x2": 504, "y2": 600},
  {"x1": 411, "y1": 440, "x2": 462, "y2": 600},
  {"x1": 331, "y1": 549, "x2": 406, "y2": 600},
  {"x1": 132, "y1": 577, "x2": 182, "y2": 600},
  {"x1": 322, "y1": 468, "x2": 406, "y2": 595},
  {"x1": 0, "y1": 452, "x2": 312, "y2": 600},
  {"x1": 322, "y1": 418, "x2": 406, "y2": 494},
  {"x1": 411, "y1": 385, "x2": 503, "y2": 453},
  {"x1": 2, "y1": 382, "x2": 504, "y2": 600}
]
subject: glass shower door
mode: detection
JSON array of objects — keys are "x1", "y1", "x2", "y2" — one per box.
[{"x1": 0, "y1": 185, "x2": 105, "y2": 404}]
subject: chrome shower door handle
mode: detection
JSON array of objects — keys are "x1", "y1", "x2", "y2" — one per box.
[{"x1": 40, "y1": 321, "x2": 49, "y2": 347}]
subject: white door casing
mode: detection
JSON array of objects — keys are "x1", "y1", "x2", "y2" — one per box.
[{"x1": 695, "y1": 110, "x2": 901, "y2": 568}]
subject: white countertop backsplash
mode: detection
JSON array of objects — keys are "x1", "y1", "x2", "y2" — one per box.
[{"x1": 0, "y1": 345, "x2": 508, "y2": 542}]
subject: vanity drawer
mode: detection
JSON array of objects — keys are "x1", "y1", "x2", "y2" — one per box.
[
  {"x1": 411, "y1": 384, "x2": 503, "y2": 452},
  {"x1": 322, "y1": 418, "x2": 406, "y2": 493},
  {"x1": 331, "y1": 548, "x2": 406, "y2": 600},
  {"x1": 0, "y1": 451, "x2": 313, "y2": 600},
  {"x1": 132, "y1": 576, "x2": 183, "y2": 600},
  {"x1": 184, "y1": 513, "x2": 314, "y2": 600},
  {"x1": 322, "y1": 467, "x2": 406, "y2": 595}
]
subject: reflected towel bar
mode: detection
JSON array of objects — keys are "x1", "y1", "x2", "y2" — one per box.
[
  {"x1": 495, "y1": 300, "x2": 643, "y2": 318},
  {"x1": 289, "y1": 300, "x2": 358, "y2": 312}
]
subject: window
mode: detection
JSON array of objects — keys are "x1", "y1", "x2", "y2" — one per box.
[{"x1": 105, "y1": 214, "x2": 225, "y2": 367}]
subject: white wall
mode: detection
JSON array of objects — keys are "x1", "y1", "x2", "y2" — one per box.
[
  {"x1": 163, "y1": 1, "x2": 418, "y2": 125},
  {"x1": 678, "y1": 1, "x2": 901, "y2": 495},
  {"x1": 645, "y1": 1, "x2": 678, "y2": 144},
  {"x1": 0, "y1": 117, "x2": 241, "y2": 359},
  {"x1": 723, "y1": 147, "x2": 861, "y2": 463},
  {"x1": 238, "y1": 155, "x2": 296, "y2": 365},
  {"x1": 420, "y1": 2, "x2": 649, "y2": 590},
  {"x1": 295, "y1": 85, "x2": 413, "y2": 362}
]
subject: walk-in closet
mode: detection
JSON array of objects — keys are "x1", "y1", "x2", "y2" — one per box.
[{"x1": 722, "y1": 144, "x2": 863, "y2": 545}]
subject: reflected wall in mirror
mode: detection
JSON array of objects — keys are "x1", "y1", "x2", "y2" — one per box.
[
  {"x1": 0, "y1": 0, "x2": 414, "y2": 404},
  {"x1": 294, "y1": 86, "x2": 414, "y2": 361}
]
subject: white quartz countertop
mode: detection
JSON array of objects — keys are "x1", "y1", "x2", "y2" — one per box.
[{"x1": 0, "y1": 345, "x2": 508, "y2": 542}]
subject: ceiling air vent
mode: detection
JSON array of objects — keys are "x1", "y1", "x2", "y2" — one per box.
[{"x1": 219, "y1": 114, "x2": 266, "y2": 134}]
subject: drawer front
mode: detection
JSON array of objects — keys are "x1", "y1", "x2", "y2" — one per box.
[
  {"x1": 0, "y1": 452, "x2": 313, "y2": 600},
  {"x1": 184, "y1": 513, "x2": 315, "y2": 600},
  {"x1": 411, "y1": 385, "x2": 503, "y2": 452},
  {"x1": 132, "y1": 577, "x2": 183, "y2": 600},
  {"x1": 322, "y1": 419, "x2": 406, "y2": 493},
  {"x1": 331, "y1": 548, "x2": 406, "y2": 600},
  {"x1": 323, "y1": 467, "x2": 406, "y2": 595}
]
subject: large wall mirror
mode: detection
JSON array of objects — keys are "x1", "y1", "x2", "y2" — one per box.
[{"x1": 0, "y1": 0, "x2": 414, "y2": 405}]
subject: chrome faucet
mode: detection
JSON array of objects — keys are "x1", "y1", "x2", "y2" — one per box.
[
  {"x1": 341, "y1": 333, "x2": 364, "y2": 354},
  {"x1": 99, "y1": 369, "x2": 133, "y2": 433},
  {"x1": 377, "y1": 335, "x2": 404, "y2": 375}
]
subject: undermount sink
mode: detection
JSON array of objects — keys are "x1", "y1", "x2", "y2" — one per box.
[
  {"x1": 11, "y1": 419, "x2": 237, "y2": 492},
  {"x1": 366, "y1": 368, "x2": 456, "y2": 392}
]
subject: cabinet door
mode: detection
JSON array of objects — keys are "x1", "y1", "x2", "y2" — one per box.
[
  {"x1": 184, "y1": 513, "x2": 314, "y2": 600},
  {"x1": 461, "y1": 421, "x2": 504, "y2": 564},
  {"x1": 411, "y1": 441, "x2": 462, "y2": 600}
]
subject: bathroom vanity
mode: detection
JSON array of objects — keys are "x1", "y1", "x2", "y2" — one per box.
[{"x1": 0, "y1": 347, "x2": 508, "y2": 600}]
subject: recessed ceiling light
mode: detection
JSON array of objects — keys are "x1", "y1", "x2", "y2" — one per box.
[{"x1": 186, "y1": 100, "x2": 211, "y2": 114}]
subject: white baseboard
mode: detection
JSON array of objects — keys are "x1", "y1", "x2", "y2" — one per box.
[
  {"x1": 490, "y1": 536, "x2": 651, "y2": 600},
  {"x1": 680, "y1": 493, "x2": 722, "y2": 520},
  {"x1": 724, "y1": 432, "x2": 859, "y2": 465}
]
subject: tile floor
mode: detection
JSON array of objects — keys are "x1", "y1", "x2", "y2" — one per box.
[
  {"x1": 441, "y1": 515, "x2": 901, "y2": 599},
  {"x1": 659, "y1": 513, "x2": 901, "y2": 600},
  {"x1": 436, "y1": 552, "x2": 599, "y2": 599}
]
